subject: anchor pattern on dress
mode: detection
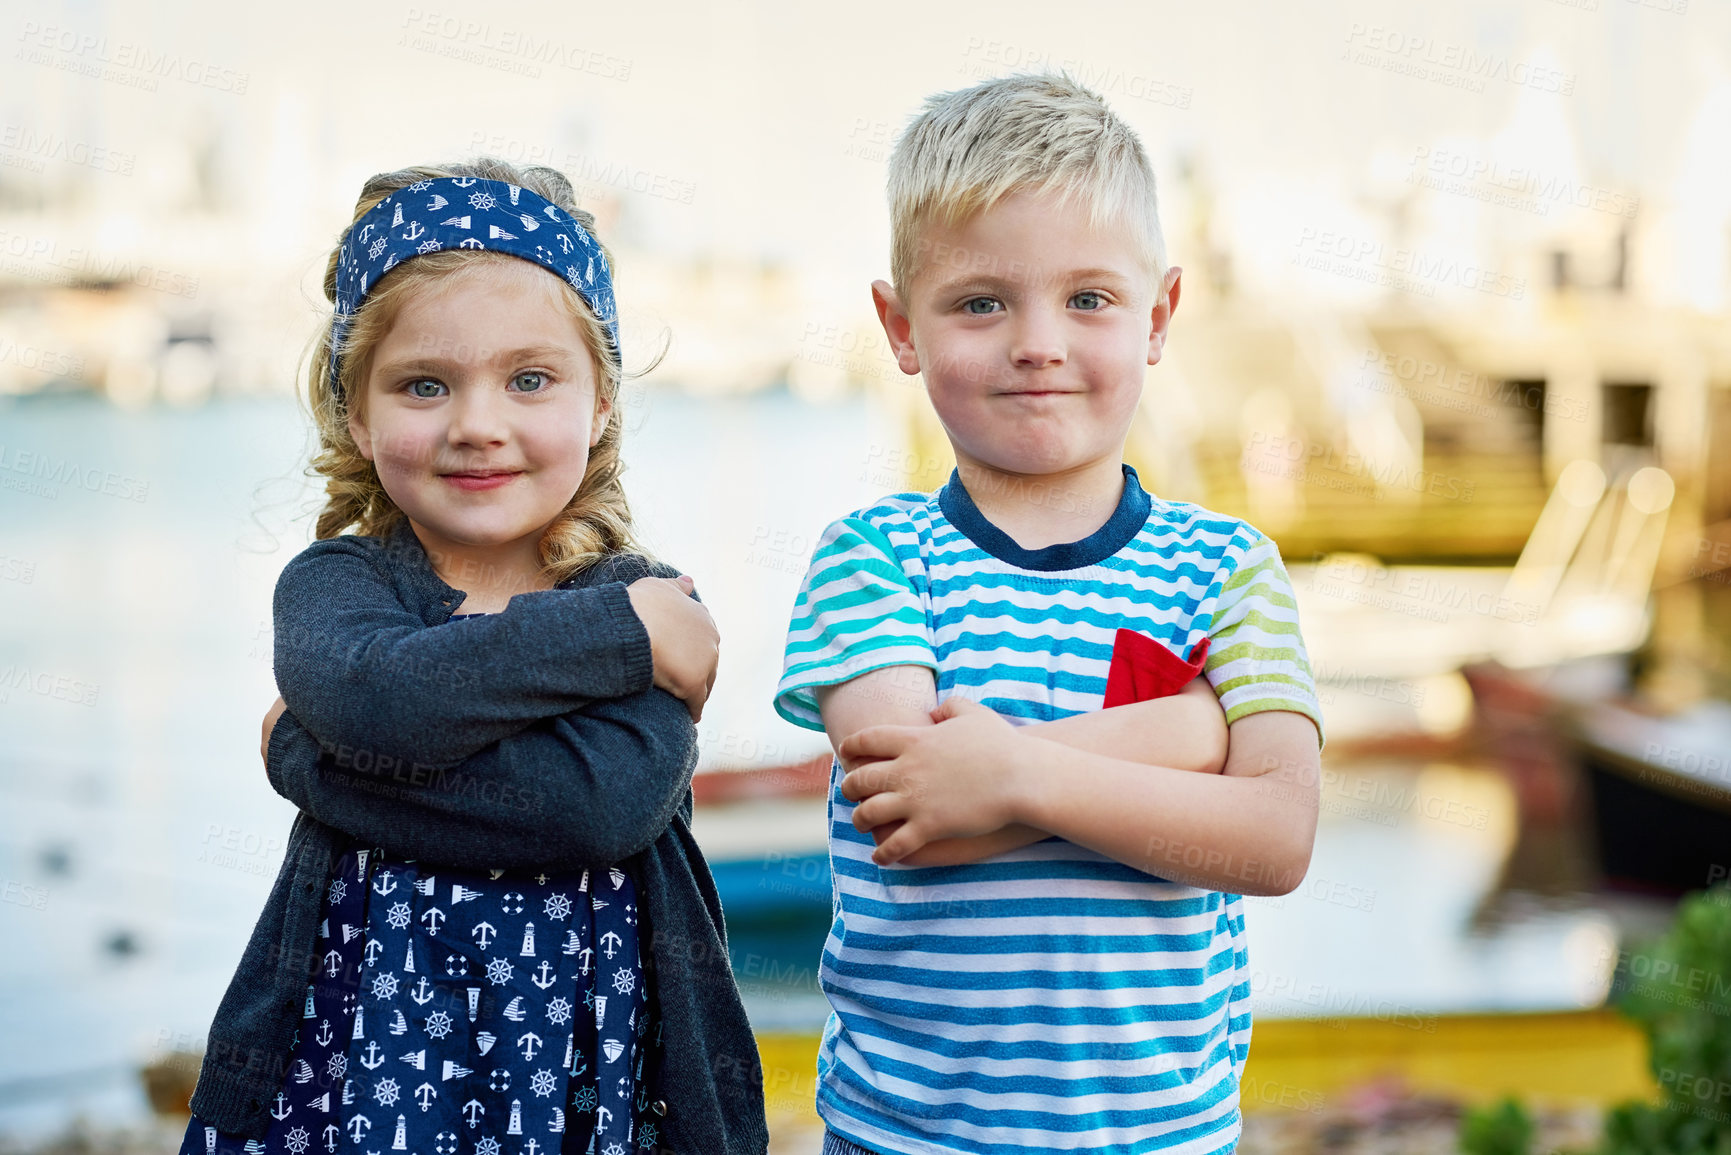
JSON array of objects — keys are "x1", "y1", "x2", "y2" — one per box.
[
  {"x1": 177, "y1": 847, "x2": 652, "y2": 1155},
  {"x1": 177, "y1": 847, "x2": 371, "y2": 1155}
]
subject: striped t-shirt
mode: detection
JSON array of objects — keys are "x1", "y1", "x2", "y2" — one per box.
[{"x1": 773, "y1": 463, "x2": 1323, "y2": 1155}]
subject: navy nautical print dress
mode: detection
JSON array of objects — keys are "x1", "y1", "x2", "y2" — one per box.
[{"x1": 182, "y1": 613, "x2": 661, "y2": 1155}]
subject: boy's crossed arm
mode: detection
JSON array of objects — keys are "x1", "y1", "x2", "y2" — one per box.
[
  {"x1": 817, "y1": 658, "x2": 1315, "y2": 893},
  {"x1": 815, "y1": 663, "x2": 1234, "y2": 869}
]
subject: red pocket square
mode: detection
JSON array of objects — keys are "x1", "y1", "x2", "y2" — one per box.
[{"x1": 1102, "y1": 631, "x2": 1210, "y2": 708}]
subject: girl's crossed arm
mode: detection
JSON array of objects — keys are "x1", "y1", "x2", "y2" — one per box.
[
  {"x1": 273, "y1": 538, "x2": 717, "y2": 768},
  {"x1": 265, "y1": 686, "x2": 697, "y2": 873},
  {"x1": 267, "y1": 545, "x2": 716, "y2": 870}
]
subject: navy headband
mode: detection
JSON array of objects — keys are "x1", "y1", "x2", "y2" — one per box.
[{"x1": 329, "y1": 176, "x2": 618, "y2": 392}]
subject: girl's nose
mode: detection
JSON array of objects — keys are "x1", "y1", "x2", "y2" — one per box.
[{"x1": 445, "y1": 385, "x2": 510, "y2": 447}]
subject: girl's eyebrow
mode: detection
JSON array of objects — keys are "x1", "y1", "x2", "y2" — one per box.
[{"x1": 375, "y1": 346, "x2": 577, "y2": 374}]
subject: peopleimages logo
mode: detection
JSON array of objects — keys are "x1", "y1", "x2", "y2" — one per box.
[
  {"x1": 398, "y1": 10, "x2": 632, "y2": 81},
  {"x1": 1244, "y1": 432, "x2": 1479, "y2": 503},
  {"x1": 0, "y1": 227, "x2": 199, "y2": 299},
  {"x1": 1341, "y1": 24, "x2": 1576, "y2": 95},
  {"x1": 958, "y1": 38, "x2": 1193, "y2": 109},
  {"x1": 1293, "y1": 228, "x2": 1527, "y2": 300},
  {"x1": 1355, "y1": 349, "x2": 1590, "y2": 425},
  {"x1": 0, "y1": 442, "x2": 149, "y2": 502},
  {"x1": 0, "y1": 337, "x2": 85, "y2": 379},
  {"x1": 15, "y1": 22, "x2": 250, "y2": 94},
  {"x1": 1407, "y1": 146, "x2": 1639, "y2": 220},
  {"x1": 0, "y1": 124, "x2": 135, "y2": 174}
]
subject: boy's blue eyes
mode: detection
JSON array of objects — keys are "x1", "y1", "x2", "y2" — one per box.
[
  {"x1": 959, "y1": 293, "x2": 1108, "y2": 314},
  {"x1": 403, "y1": 372, "x2": 549, "y2": 397}
]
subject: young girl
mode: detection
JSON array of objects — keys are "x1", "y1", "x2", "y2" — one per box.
[{"x1": 182, "y1": 160, "x2": 767, "y2": 1155}]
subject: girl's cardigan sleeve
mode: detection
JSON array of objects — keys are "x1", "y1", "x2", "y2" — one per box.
[
  {"x1": 267, "y1": 548, "x2": 699, "y2": 868},
  {"x1": 264, "y1": 689, "x2": 696, "y2": 871},
  {"x1": 272, "y1": 536, "x2": 656, "y2": 767}
]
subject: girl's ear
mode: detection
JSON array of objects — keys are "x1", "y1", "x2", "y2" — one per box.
[
  {"x1": 348, "y1": 401, "x2": 375, "y2": 461},
  {"x1": 590, "y1": 385, "x2": 613, "y2": 448}
]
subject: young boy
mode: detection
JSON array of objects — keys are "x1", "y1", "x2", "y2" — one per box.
[{"x1": 774, "y1": 74, "x2": 1324, "y2": 1154}]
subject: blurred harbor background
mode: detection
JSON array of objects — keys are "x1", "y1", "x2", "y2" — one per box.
[{"x1": 4, "y1": 1, "x2": 1731, "y2": 1152}]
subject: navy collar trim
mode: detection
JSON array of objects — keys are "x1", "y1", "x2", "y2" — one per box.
[{"x1": 937, "y1": 463, "x2": 1151, "y2": 571}]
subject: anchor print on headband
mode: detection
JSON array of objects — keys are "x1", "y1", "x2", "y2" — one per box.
[{"x1": 329, "y1": 177, "x2": 620, "y2": 391}]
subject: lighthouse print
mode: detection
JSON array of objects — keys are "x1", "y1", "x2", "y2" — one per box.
[{"x1": 176, "y1": 813, "x2": 649, "y2": 1155}]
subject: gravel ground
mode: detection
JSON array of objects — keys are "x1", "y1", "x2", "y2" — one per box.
[
  {"x1": 1238, "y1": 1079, "x2": 1604, "y2": 1155},
  {"x1": 0, "y1": 1084, "x2": 1609, "y2": 1155}
]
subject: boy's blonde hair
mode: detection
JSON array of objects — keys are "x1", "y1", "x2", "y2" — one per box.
[
  {"x1": 304, "y1": 157, "x2": 652, "y2": 584},
  {"x1": 887, "y1": 72, "x2": 1167, "y2": 297}
]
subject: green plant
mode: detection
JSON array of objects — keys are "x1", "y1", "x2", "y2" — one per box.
[
  {"x1": 1597, "y1": 1100, "x2": 1731, "y2": 1155},
  {"x1": 1460, "y1": 1096, "x2": 1535, "y2": 1155},
  {"x1": 1596, "y1": 883, "x2": 1731, "y2": 1155}
]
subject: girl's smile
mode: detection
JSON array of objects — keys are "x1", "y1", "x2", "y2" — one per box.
[{"x1": 442, "y1": 469, "x2": 523, "y2": 490}]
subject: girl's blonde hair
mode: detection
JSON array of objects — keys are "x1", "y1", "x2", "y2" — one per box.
[{"x1": 305, "y1": 157, "x2": 653, "y2": 585}]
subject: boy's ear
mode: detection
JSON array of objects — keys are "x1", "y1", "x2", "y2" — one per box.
[
  {"x1": 1147, "y1": 266, "x2": 1183, "y2": 367},
  {"x1": 871, "y1": 279, "x2": 923, "y2": 376}
]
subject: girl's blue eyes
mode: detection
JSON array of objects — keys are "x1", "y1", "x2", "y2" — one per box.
[
  {"x1": 959, "y1": 293, "x2": 1108, "y2": 314},
  {"x1": 403, "y1": 372, "x2": 549, "y2": 398}
]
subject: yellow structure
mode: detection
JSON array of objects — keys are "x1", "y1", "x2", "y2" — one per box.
[{"x1": 756, "y1": 1009, "x2": 1656, "y2": 1134}]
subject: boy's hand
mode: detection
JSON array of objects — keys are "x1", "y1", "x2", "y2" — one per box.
[
  {"x1": 838, "y1": 697, "x2": 1033, "y2": 865},
  {"x1": 262, "y1": 695, "x2": 289, "y2": 765},
  {"x1": 627, "y1": 575, "x2": 719, "y2": 721}
]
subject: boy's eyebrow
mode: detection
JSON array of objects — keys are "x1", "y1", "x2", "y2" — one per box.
[
  {"x1": 1052, "y1": 267, "x2": 1138, "y2": 285},
  {"x1": 924, "y1": 266, "x2": 1139, "y2": 296}
]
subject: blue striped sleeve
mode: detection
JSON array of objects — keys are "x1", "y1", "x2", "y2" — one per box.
[{"x1": 774, "y1": 514, "x2": 935, "y2": 731}]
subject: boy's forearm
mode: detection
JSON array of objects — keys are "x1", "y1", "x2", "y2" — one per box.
[
  {"x1": 1020, "y1": 679, "x2": 1226, "y2": 773},
  {"x1": 1003, "y1": 727, "x2": 1318, "y2": 894},
  {"x1": 819, "y1": 667, "x2": 1227, "y2": 867},
  {"x1": 901, "y1": 690, "x2": 1224, "y2": 865}
]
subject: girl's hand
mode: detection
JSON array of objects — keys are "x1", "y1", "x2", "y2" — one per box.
[
  {"x1": 262, "y1": 695, "x2": 289, "y2": 766},
  {"x1": 626, "y1": 575, "x2": 719, "y2": 722},
  {"x1": 837, "y1": 697, "x2": 1033, "y2": 864}
]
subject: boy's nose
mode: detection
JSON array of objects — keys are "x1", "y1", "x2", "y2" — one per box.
[{"x1": 1009, "y1": 309, "x2": 1065, "y2": 368}]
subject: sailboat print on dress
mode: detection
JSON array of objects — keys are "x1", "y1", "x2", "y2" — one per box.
[{"x1": 176, "y1": 759, "x2": 652, "y2": 1155}]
